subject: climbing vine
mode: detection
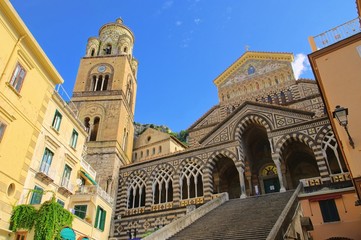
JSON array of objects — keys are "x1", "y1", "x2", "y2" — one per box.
[
  {"x1": 10, "y1": 204, "x2": 37, "y2": 231},
  {"x1": 10, "y1": 191, "x2": 74, "y2": 240},
  {"x1": 34, "y1": 198, "x2": 73, "y2": 240}
]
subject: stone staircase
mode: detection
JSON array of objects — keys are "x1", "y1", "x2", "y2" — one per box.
[{"x1": 168, "y1": 191, "x2": 295, "y2": 240}]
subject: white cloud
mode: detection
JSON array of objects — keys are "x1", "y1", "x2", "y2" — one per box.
[
  {"x1": 291, "y1": 53, "x2": 310, "y2": 80},
  {"x1": 176, "y1": 21, "x2": 182, "y2": 26},
  {"x1": 194, "y1": 18, "x2": 201, "y2": 25}
]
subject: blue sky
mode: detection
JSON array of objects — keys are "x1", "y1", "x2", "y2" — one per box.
[{"x1": 10, "y1": 0, "x2": 357, "y2": 132}]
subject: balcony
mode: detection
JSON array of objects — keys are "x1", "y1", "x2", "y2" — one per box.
[
  {"x1": 300, "y1": 172, "x2": 353, "y2": 193},
  {"x1": 309, "y1": 17, "x2": 361, "y2": 51},
  {"x1": 35, "y1": 163, "x2": 55, "y2": 185},
  {"x1": 80, "y1": 159, "x2": 97, "y2": 180},
  {"x1": 58, "y1": 178, "x2": 74, "y2": 197},
  {"x1": 73, "y1": 185, "x2": 113, "y2": 205}
]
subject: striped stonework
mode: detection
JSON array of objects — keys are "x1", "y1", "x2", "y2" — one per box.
[{"x1": 234, "y1": 114, "x2": 272, "y2": 141}]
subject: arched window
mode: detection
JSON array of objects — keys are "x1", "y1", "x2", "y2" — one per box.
[
  {"x1": 152, "y1": 148, "x2": 155, "y2": 155},
  {"x1": 180, "y1": 160, "x2": 203, "y2": 199},
  {"x1": 89, "y1": 117, "x2": 100, "y2": 141},
  {"x1": 90, "y1": 49, "x2": 95, "y2": 57},
  {"x1": 127, "y1": 173, "x2": 146, "y2": 209},
  {"x1": 280, "y1": 91, "x2": 286, "y2": 104},
  {"x1": 123, "y1": 47, "x2": 128, "y2": 53},
  {"x1": 84, "y1": 117, "x2": 90, "y2": 135},
  {"x1": 92, "y1": 75, "x2": 109, "y2": 91},
  {"x1": 159, "y1": 146, "x2": 162, "y2": 153},
  {"x1": 134, "y1": 153, "x2": 138, "y2": 161},
  {"x1": 122, "y1": 128, "x2": 128, "y2": 151},
  {"x1": 146, "y1": 149, "x2": 149, "y2": 157},
  {"x1": 267, "y1": 95, "x2": 272, "y2": 103},
  {"x1": 153, "y1": 166, "x2": 173, "y2": 204},
  {"x1": 286, "y1": 90, "x2": 293, "y2": 102},
  {"x1": 125, "y1": 80, "x2": 133, "y2": 107},
  {"x1": 322, "y1": 132, "x2": 348, "y2": 174},
  {"x1": 275, "y1": 77, "x2": 279, "y2": 84},
  {"x1": 140, "y1": 151, "x2": 143, "y2": 158},
  {"x1": 104, "y1": 44, "x2": 112, "y2": 55}
]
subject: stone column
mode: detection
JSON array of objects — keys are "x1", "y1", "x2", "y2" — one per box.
[
  {"x1": 173, "y1": 174, "x2": 181, "y2": 207},
  {"x1": 202, "y1": 167, "x2": 214, "y2": 201},
  {"x1": 273, "y1": 156, "x2": 286, "y2": 192},
  {"x1": 237, "y1": 166, "x2": 247, "y2": 198}
]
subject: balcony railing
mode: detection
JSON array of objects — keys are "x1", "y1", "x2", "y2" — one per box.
[
  {"x1": 300, "y1": 172, "x2": 353, "y2": 193},
  {"x1": 309, "y1": 17, "x2": 361, "y2": 51},
  {"x1": 76, "y1": 185, "x2": 113, "y2": 205},
  {"x1": 80, "y1": 159, "x2": 97, "y2": 180}
]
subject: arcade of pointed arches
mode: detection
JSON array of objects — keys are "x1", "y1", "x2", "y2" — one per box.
[{"x1": 124, "y1": 124, "x2": 346, "y2": 210}]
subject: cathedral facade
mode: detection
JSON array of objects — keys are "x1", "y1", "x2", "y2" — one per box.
[{"x1": 110, "y1": 51, "x2": 348, "y2": 239}]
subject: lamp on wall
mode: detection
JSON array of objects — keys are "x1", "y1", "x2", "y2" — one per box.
[{"x1": 333, "y1": 105, "x2": 355, "y2": 148}]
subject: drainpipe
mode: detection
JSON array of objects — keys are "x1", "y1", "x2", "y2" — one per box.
[{"x1": 0, "y1": 34, "x2": 27, "y2": 81}]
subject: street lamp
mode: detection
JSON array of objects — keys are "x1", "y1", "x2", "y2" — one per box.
[{"x1": 333, "y1": 105, "x2": 355, "y2": 149}]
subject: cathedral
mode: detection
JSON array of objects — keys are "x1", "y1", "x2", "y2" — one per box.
[{"x1": 70, "y1": 19, "x2": 350, "y2": 239}]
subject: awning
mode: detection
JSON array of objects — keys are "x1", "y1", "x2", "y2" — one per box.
[
  {"x1": 81, "y1": 171, "x2": 97, "y2": 185},
  {"x1": 60, "y1": 227, "x2": 75, "y2": 240}
]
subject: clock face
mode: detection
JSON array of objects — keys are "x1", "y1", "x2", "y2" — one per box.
[{"x1": 97, "y1": 65, "x2": 106, "y2": 73}]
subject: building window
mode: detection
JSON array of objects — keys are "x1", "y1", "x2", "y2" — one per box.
[
  {"x1": 74, "y1": 205, "x2": 87, "y2": 219},
  {"x1": 146, "y1": 149, "x2": 149, "y2": 157},
  {"x1": 127, "y1": 175, "x2": 146, "y2": 209},
  {"x1": 0, "y1": 120, "x2": 7, "y2": 142},
  {"x1": 159, "y1": 146, "x2": 162, "y2": 153},
  {"x1": 39, "y1": 148, "x2": 53, "y2": 175},
  {"x1": 152, "y1": 148, "x2": 155, "y2": 155},
  {"x1": 90, "y1": 49, "x2": 95, "y2": 56},
  {"x1": 134, "y1": 152, "x2": 138, "y2": 161},
  {"x1": 94, "y1": 206, "x2": 106, "y2": 231},
  {"x1": 140, "y1": 151, "x2": 143, "y2": 158},
  {"x1": 52, "y1": 110, "x2": 62, "y2": 131},
  {"x1": 9, "y1": 63, "x2": 26, "y2": 92},
  {"x1": 60, "y1": 165, "x2": 72, "y2": 188},
  {"x1": 15, "y1": 232, "x2": 27, "y2": 240},
  {"x1": 319, "y1": 199, "x2": 340, "y2": 223},
  {"x1": 180, "y1": 160, "x2": 204, "y2": 199},
  {"x1": 57, "y1": 199, "x2": 65, "y2": 208},
  {"x1": 90, "y1": 117, "x2": 100, "y2": 141},
  {"x1": 122, "y1": 128, "x2": 128, "y2": 151},
  {"x1": 153, "y1": 166, "x2": 173, "y2": 204},
  {"x1": 30, "y1": 186, "x2": 43, "y2": 205},
  {"x1": 104, "y1": 44, "x2": 112, "y2": 55},
  {"x1": 70, "y1": 129, "x2": 78, "y2": 148}
]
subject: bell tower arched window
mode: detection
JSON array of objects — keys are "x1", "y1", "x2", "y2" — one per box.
[
  {"x1": 90, "y1": 49, "x2": 95, "y2": 56},
  {"x1": 125, "y1": 79, "x2": 133, "y2": 108},
  {"x1": 104, "y1": 44, "x2": 112, "y2": 55},
  {"x1": 89, "y1": 117, "x2": 100, "y2": 141},
  {"x1": 91, "y1": 75, "x2": 109, "y2": 91}
]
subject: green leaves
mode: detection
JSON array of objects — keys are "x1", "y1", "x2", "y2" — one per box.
[
  {"x1": 10, "y1": 204, "x2": 37, "y2": 231},
  {"x1": 10, "y1": 198, "x2": 74, "y2": 240}
]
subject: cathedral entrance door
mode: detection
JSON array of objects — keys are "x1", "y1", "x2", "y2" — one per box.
[{"x1": 263, "y1": 177, "x2": 280, "y2": 194}]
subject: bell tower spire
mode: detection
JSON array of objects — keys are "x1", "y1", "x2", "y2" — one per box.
[{"x1": 71, "y1": 18, "x2": 137, "y2": 197}]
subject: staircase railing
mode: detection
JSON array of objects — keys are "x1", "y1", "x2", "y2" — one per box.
[
  {"x1": 266, "y1": 183, "x2": 302, "y2": 240},
  {"x1": 143, "y1": 192, "x2": 229, "y2": 240}
]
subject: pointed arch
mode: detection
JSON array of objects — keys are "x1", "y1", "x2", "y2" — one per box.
[
  {"x1": 126, "y1": 170, "x2": 148, "y2": 209},
  {"x1": 234, "y1": 114, "x2": 273, "y2": 141},
  {"x1": 150, "y1": 163, "x2": 175, "y2": 204},
  {"x1": 178, "y1": 157, "x2": 204, "y2": 199}
]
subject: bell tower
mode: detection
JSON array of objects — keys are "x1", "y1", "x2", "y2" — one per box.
[{"x1": 71, "y1": 18, "x2": 138, "y2": 196}]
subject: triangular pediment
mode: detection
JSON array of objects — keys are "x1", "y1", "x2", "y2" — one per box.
[
  {"x1": 200, "y1": 101, "x2": 315, "y2": 146},
  {"x1": 214, "y1": 51, "x2": 294, "y2": 88}
]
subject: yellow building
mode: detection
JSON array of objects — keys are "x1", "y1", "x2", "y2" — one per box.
[
  {"x1": 18, "y1": 86, "x2": 113, "y2": 240},
  {"x1": 302, "y1": 1, "x2": 361, "y2": 239},
  {"x1": 133, "y1": 128, "x2": 187, "y2": 162},
  {"x1": 0, "y1": 1, "x2": 63, "y2": 238}
]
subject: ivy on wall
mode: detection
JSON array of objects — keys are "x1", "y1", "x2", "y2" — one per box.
[{"x1": 10, "y1": 192, "x2": 74, "y2": 240}]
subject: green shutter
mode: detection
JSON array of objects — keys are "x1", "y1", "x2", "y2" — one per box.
[
  {"x1": 94, "y1": 206, "x2": 100, "y2": 228},
  {"x1": 100, "y1": 209, "x2": 106, "y2": 231}
]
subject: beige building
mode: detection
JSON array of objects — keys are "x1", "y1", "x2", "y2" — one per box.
[
  {"x1": 71, "y1": 18, "x2": 138, "y2": 198},
  {"x1": 0, "y1": 1, "x2": 63, "y2": 238},
  {"x1": 18, "y1": 86, "x2": 113, "y2": 240},
  {"x1": 112, "y1": 51, "x2": 351, "y2": 239},
  {"x1": 303, "y1": 1, "x2": 361, "y2": 239},
  {"x1": 133, "y1": 128, "x2": 186, "y2": 162}
]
